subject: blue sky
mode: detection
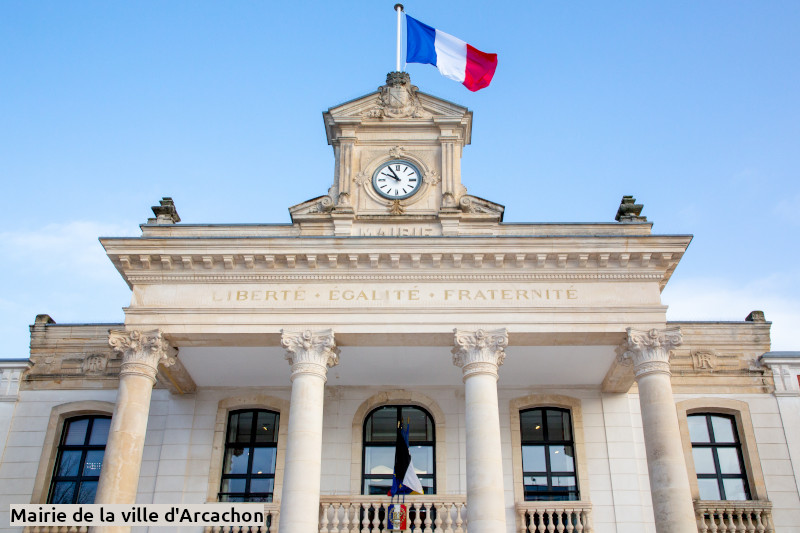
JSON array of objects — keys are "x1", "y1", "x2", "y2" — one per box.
[{"x1": 1, "y1": 1, "x2": 798, "y2": 356}]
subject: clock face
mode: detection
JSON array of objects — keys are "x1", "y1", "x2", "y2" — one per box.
[{"x1": 372, "y1": 160, "x2": 423, "y2": 200}]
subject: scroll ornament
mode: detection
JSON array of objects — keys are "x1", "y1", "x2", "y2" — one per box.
[
  {"x1": 452, "y1": 328, "x2": 508, "y2": 379},
  {"x1": 109, "y1": 329, "x2": 175, "y2": 380},
  {"x1": 620, "y1": 327, "x2": 682, "y2": 378},
  {"x1": 281, "y1": 329, "x2": 340, "y2": 381}
]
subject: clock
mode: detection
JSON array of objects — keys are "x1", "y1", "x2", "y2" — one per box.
[{"x1": 372, "y1": 160, "x2": 423, "y2": 200}]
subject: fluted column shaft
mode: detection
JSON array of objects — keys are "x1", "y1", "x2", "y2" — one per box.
[
  {"x1": 622, "y1": 327, "x2": 696, "y2": 533},
  {"x1": 278, "y1": 329, "x2": 339, "y2": 533},
  {"x1": 94, "y1": 330, "x2": 174, "y2": 533},
  {"x1": 453, "y1": 329, "x2": 508, "y2": 533}
]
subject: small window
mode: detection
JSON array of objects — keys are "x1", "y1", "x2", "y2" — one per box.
[
  {"x1": 362, "y1": 405, "x2": 435, "y2": 495},
  {"x1": 688, "y1": 414, "x2": 750, "y2": 500},
  {"x1": 48, "y1": 416, "x2": 111, "y2": 504},
  {"x1": 219, "y1": 409, "x2": 279, "y2": 502},
  {"x1": 520, "y1": 407, "x2": 579, "y2": 501}
]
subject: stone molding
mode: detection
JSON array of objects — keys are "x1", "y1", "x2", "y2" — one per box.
[
  {"x1": 349, "y1": 390, "x2": 447, "y2": 494},
  {"x1": 675, "y1": 397, "x2": 769, "y2": 501},
  {"x1": 30, "y1": 400, "x2": 116, "y2": 504},
  {"x1": 508, "y1": 393, "x2": 592, "y2": 507},
  {"x1": 281, "y1": 329, "x2": 340, "y2": 382},
  {"x1": 621, "y1": 327, "x2": 682, "y2": 378},
  {"x1": 452, "y1": 328, "x2": 508, "y2": 380},
  {"x1": 108, "y1": 329, "x2": 176, "y2": 382},
  {"x1": 206, "y1": 393, "x2": 290, "y2": 504}
]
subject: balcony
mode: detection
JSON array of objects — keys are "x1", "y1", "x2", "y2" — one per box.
[
  {"x1": 515, "y1": 501, "x2": 593, "y2": 532},
  {"x1": 319, "y1": 495, "x2": 467, "y2": 532},
  {"x1": 694, "y1": 500, "x2": 774, "y2": 533}
]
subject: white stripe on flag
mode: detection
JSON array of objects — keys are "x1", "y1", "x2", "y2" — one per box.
[{"x1": 434, "y1": 29, "x2": 467, "y2": 82}]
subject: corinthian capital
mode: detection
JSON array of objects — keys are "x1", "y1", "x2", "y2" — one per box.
[
  {"x1": 452, "y1": 328, "x2": 508, "y2": 380},
  {"x1": 109, "y1": 329, "x2": 176, "y2": 382},
  {"x1": 621, "y1": 327, "x2": 682, "y2": 379},
  {"x1": 281, "y1": 329, "x2": 340, "y2": 381}
]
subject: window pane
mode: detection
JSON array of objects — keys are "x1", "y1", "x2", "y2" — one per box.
[
  {"x1": 364, "y1": 446, "x2": 395, "y2": 475},
  {"x1": 697, "y1": 478, "x2": 721, "y2": 500},
  {"x1": 255, "y1": 412, "x2": 278, "y2": 443},
  {"x1": 221, "y1": 478, "x2": 246, "y2": 494},
  {"x1": 553, "y1": 476, "x2": 577, "y2": 491},
  {"x1": 88, "y1": 418, "x2": 111, "y2": 445},
  {"x1": 230, "y1": 412, "x2": 254, "y2": 443},
  {"x1": 367, "y1": 407, "x2": 397, "y2": 442},
  {"x1": 523, "y1": 476, "x2": 548, "y2": 496},
  {"x1": 692, "y1": 448, "x2": 717, "y2": 474},
  {"x1": 549, "y1": 445, "x2": 575, "y2": 473},
  {"x1": 722, "y1": 478, "x2": 748, "y2": 501},
  {"x1": 687, "y1": 416, "x2": 710, "y2": 443},
  {"x1": 57, "y1": 451, "x2": 82, "y2": 477},
  {"x1": 522, "y1": 445, "x2": 546, "y2": 472},
  {"x1": 520, "y1": 410, "x2": 544, "y2": 442},
  {"x1": 546, "y1": 410, "x2": 571, "y2": 441},
  {"x1": 223, "y1": 447, "x2": 251, "y2": 474},
  {"x1": 82, "y1": 450, "x2": 104, "y2": 476},
  {"x1": 409, "y1": 445, "x2": 433, "y2": 475},
  {"x1": 711, "y1": 416, "x2": 736, "y2": 443},
  {"x1": 363, "y1": 477, "x2": 393, "y2": 496},
  {"x1": 51, "y1": 482, "x2": 76, "y2": 504},
  {"x1": 251, "y1": 447, "x2": 276, "y2": 475},
  {"x1": 77, "y1": 481, "x2": 97, "y2": 504},
  {"x1": 219, "y1": 494, "x2": 245, "y2": 502},
  {"x1": 249, "y1": 478, "x2": 274, "y2": 495},
  {"x1": 403, "y1": 407, "x2": 431, "y2": 441},
  {"x1": 64, "y1": 419, "x2": 89, "y2": 445},
  {"x1": 716, "y1": 448, "x2": 742, "y2": 474}
]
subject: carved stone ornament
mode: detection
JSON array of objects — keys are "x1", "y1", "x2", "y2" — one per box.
[
  {"x1": 337, "y1": 192, "x2": 351, "y2": 207},
  {"x1": 452, "y1": 328, "x2": 509, "y2": 380},
  {"x1": 389, "y1": 145, "x2": 405, "y2": 158},
  {"x1": 82, "y1": 354, "x2": 108, "y2": 374},
  {"x1": 423, "y1": 169, "x2": 440, "y2": 186},
  {"x1": 109, "y1": 329, "x2": 176, "y2": 382},
  {"x1": 620, "y1": 327, "x2": 682, "y2": 379},
  {"x1": 459, "y1": 195, "x2": 505, "y2": 218},
  {"x1": 389, "y1": 200, "x2": 405, "y2": 215},
  {"x1": 692, "y1": 350, "x2": 717, "y2": 371},
  {"x1": 363, "y1": 72, "x2": 429, "y2": 119},
  {"x1": 281, "y1": 329, "x2": 340, "y2": 382},
  {"x1": 353, "y1": 170, "x2": 371, "y2": 187}
]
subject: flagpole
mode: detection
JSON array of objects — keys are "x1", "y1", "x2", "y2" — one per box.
[{"x1": 394, "y1": 4, "x2": 404, "y2": 71}]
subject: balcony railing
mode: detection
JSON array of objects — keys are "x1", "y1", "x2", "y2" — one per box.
[
  {"x1": 694, "y1": 500, "x2": 774, "y2": 533},
  {"x1": 515, "y1": 501, "x2": 593, "y2": 533},
  {"x1": 319, "y1": 495, "x2": 467, "y2": 533},
  {"x1": 204, "y1": 502, "x2": 280, "y2": 532}
]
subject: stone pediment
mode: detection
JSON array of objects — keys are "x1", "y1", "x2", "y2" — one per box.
[{"x1": 324, "y1": 72, "x2": 472, "y2": 144}]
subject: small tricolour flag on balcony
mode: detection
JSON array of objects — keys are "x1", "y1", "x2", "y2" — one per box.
[
  {"x1": 388, "y1": 421, "x2": 424, "y2": 497},
  {"x1": 406, "y1": 14, "x2": 498, "y2": 92}
]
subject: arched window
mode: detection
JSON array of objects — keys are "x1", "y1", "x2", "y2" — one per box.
[
  {"x1": 48, "y1": 415, "x2": 111, "y2": 504},
  {"x1": 362, "y1": 405, "x2": 435, "y2": 495},
  {"x1": 688, "y1": 413, "x2": 750, "y2": 500},
  {"x1": 520, "y1": 407, "x2": 579, "y2": 501},
  {"x1": 219, "y1": 409, "x2": 280, "y2": 502}
]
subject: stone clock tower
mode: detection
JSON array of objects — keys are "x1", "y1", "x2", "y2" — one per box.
[{"x1": 289, "y1": 72, "x2": 504, "y2": 236}]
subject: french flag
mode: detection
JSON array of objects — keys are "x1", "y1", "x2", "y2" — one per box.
[{"x1": 406, "y1": 15, "x2": 498, "y2": 92}]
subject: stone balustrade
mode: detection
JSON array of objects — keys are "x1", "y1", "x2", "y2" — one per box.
[
  {"x1": 694, "y1": 500, "x2": 774, "y2": 533},
  {"x1": 515, "y1": 501, "x2": 593, "y2": 533},
  {"x1": 318, "y1": 495, "x2": 467, "y2": 533},
  {"x1": 202, "y1": 502, "x2": 280, "y2": 532}
]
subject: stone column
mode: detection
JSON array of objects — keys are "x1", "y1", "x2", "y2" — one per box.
[
  {"x1": 278, "y1": 329, "x2": 339, "y2": 533},
  {"x1": 453, "y1": 328, "x2": 508, "y2": 533},
  {"x1": 94, "y1": 330, "x2": 174, "y2": 530},
  {"x1": 621, "y1": 327, "x2": 696, "y2": 533}
]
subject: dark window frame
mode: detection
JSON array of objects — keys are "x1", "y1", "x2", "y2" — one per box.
[
  {"x1": 48, "y1": 415, "x2": 111, "y2": 504},
  {"x1": 520, "y1": 407, "x2": 579, "y2": 501},
  {"x1": 689, "y1": 413, "x2": 751, "y2": 500},
  {"x1": 361, "y1": 405, "x2": 436, "y2": 495},
  {"x1": 219, "y1": 408, "x2": 280, "y2": 502}
]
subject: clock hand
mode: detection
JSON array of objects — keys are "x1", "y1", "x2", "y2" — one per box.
[{"x1": 387, "y1": 167, "x2": 401, "y2": 181}]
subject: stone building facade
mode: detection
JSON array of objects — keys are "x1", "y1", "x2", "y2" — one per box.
[{"x1": 1, "y1": 74, "x2": 799, "y2": 533}]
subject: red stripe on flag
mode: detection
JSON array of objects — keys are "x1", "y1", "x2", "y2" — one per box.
[{"x1": 463, "y1": 45, "x2": 498, "y2": 92}]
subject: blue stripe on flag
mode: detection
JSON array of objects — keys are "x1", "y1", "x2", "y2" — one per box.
[{"x1": 406, "y1": 15, "x2": 437, "y2": 66}]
